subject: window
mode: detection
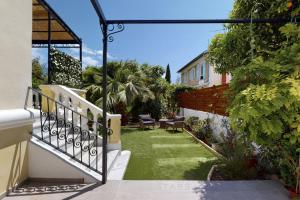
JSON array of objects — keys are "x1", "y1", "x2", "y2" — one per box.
[
  {"x1": 195, "y1": 65, "x2": 199, "y2": 80},
  {"x1": 196, "y1": 64, "x2": 200, "y2": 80},
  {"x1": 189, "y1": 68, "x2": 195, "y2": 81},
  {"x1": 205, "y1": 62, "x2": 210, "y2": 82},
  {"x1": 200, "y1": 64, "x2": 204, "y2": 80},
  {"x1": 181, "y1": 73, "x2": 185, "y2": 83},
  {"x1": 185, "y1": 72, "x2": 188, "y2": 83}
]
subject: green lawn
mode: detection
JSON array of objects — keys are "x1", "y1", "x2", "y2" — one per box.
[{"x1": 121, "y1": 127, "x2": 218, "y2": 180}]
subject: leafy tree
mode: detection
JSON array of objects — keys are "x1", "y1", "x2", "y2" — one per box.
[
  {"x1": 82, "y1": 66, "x2": 102, "y2": 87},
  {"x1": 208, "y1": 0, "x2": 297, "y2": 74},
  {"x1": 83, "y1": 61, "x2": 154, "y2": 114},
  {"x1": 140, "y1": 64, "x2": 166, "y2": 98},
  {"x1": 162, "y1": 84, "x2": 195, "y2": 117},
  {"x1": 208, "y1": 0, "x2": 300, "y2": 188},
  {"x1": 229, "y1": 25, "x2": 300, "y2": 187},
  {"x1": 82, "y1": 61, "x2": 173, "y2": 122},
  {"x1": 165, "y1": 64, "x2": 171, "y2": 83},
  {"x1": 32, "y1": 58, "x2": 46, "y2": 88}
]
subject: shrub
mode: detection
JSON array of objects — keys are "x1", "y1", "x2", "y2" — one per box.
[
  {"x1": 185, "y1": 116, "x2": 199, "y2": 130},
  {"x1": 219, "y1": 140, "x2": 258, "y2": 180},
  {"x1": 189, "y1": 118, "x2": 213, "y2": 142},
  {"x1": 218, "y1": 123, "x2": 258, "y2": 180},
  {"x1": 228, "y1": 24, "x2": 300, "y2": 187}
]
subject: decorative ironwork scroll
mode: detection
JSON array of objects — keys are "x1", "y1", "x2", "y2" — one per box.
[{"x1": 107, "y1": 23, "x2": 125, "y2": 42}]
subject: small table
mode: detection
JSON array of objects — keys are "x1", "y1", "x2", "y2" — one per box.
[{"x1": 159, "y1": 119, "x2": 171, "y2": 129}]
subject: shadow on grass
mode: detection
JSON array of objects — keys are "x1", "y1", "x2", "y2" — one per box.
[
  {"x1": 121, "y1": 127, "x2": 156, "y2": 135},
  {"x1": 165, "y1": 129, "x2": 184, "y2": 134},
  {"x1": 183, "y1": 160, "x2": 218, "y2": 180}
]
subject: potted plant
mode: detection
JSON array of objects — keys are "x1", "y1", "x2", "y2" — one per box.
[
  {"x1": 288, "y1": 188, "x2": 300, "y2": 199},
  {"x1": 166, "y1": 111, "x2": 176, "y2": 120},
  {"x1": 192, "y1": 120, "x2": 206, "y2": 141},
  {"x1": 203, "y1": 118, "x2": 213, "y2": 145},
  {"x1": 191, "y1": 118, "x2": 213, "y2": 145},
  {"x1": 185, "y1": 116, "x2": 199, "y2": 131}
]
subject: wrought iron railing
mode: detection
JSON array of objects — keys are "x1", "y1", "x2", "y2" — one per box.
[{"x1": 26, "y1": 87, "x2": 104, "y2": 176}]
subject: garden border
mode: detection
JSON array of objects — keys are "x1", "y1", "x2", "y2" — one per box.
[
  {"x1": 184, "y1": 128, "x2": 225, "y2": 159},
  {"x1": 207, "y1": 164, "x2": 218, "y2": 181}
]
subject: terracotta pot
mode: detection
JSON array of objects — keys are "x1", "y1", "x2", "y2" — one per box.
[
  {"x1": 246, "y1": 156, "x2": 257, "y2": 169},
  {"x1": 288, "y1": 188, "x2": 300, "y2": 199},
  {"x1": 270, "y1": 174, "x2": 279, "y2": 181},
  {"x1": 203, "y1": 138, "x2": 211, "y2": 146}
]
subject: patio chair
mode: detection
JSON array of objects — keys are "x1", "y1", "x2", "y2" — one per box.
[
  {"x1": 165, "y1": 116, "x2": 185, "y2": 132},
  {"x1": 139, "y1": 114, "x2": 156, "y2": 130}
]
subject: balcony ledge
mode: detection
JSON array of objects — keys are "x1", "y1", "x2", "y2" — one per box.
[{"x1": 0, "y1": 108, "x2": 40, "y2": 131}]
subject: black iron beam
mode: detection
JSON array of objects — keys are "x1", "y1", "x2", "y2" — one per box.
[
  {"x1": 79, "y1": 39, "x2": 83, "y2": 85},
  {"x1": 89, "y1": 0, "x2": 108, "y2": 184},
  {"x1": 33, "y1": 30, "x2": 67, "y2": 32},
  {"x1": 47, "y1": 13, "x2": 52, "y2": 84},
  {"x1": 90, "y1": 0, "x2": 107, "y2": 26},
  {"x1": 107, "y1": 18, "x2": 298, "y2": 24},
  {"x1": 101, "y1": 24, "x2": 108, "y2": 184},
  {"x1": 32, "y1": 40, "x2": 80, "y2": 44},
  {"x1": 32, "y1": 44, "x2": 80, "y2": 48},
  {"x1": 33, "y1": 18, "x2": 55, "y2": 21},
  {"x1": 38, "y1": 0, "x2": 82, "y2": 44}
]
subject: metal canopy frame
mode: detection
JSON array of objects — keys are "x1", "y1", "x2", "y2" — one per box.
[
  {"x1": 32, "y1": 0, "x2": 82, "y2": 84},
  {"x1": 89, "y1": 0, "x2": 299, "y2": 184}
]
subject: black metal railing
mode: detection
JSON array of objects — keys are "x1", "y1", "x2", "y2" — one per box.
[{"x1": 25, "y1": 87, "x2": 104, "y2": 176}]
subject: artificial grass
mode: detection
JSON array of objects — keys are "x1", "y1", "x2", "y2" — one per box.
[{"x1": 121, "y1": 127, "x2": 218, "y2": 180}]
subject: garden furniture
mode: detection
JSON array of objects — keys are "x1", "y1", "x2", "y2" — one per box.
[
  {"x1": 159, "y1": 118, "x2": 172, "y2": 128},
  {"x1": 139, "y1": 114, "x2": 156, "y2": 130},
  {"x1": 165, "y1": 116, "x2": 185, "y2": 132}
]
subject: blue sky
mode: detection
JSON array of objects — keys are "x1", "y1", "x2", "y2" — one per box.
[{"x1": 33, "y1": 0, "x2": 234, "y2": 82}]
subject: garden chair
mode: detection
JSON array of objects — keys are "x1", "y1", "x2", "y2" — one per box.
[
  {"x1": 139, "y1": 114, "x2": 156, "y2": 130},
  {"x1": 165, "y1": 116, "x2": 185, "y2": 132}
]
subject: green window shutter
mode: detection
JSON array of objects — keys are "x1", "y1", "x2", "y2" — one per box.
[
  {"x1": 202, "y1": 63, "x2": 206, "y2": 80},
  {"x1": 205, "y1": 63, "x2": 210, "y2": 82}
]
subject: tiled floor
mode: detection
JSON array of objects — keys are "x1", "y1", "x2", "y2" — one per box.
[{"x1": 4, "y1": 180, "x2": 289, "y2": 200}]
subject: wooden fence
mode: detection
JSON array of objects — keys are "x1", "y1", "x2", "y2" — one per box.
[{"x1": 177, "y1": 84, "x2": 229, "y2": 116}]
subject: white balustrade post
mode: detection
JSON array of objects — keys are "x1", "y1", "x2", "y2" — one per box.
[
  {"x1": 81, "y1": 107, "x2": 89, "y2": 130},
  {"x1": 67, "y1": 97, "x2": 73, "y2": 121},
  {"x1": 107, "y1": 114, "x2": 122, "y2": 151},
  {"x1": 72, "y1": 101, "x2": 79, "y2": 126},
  {"x1": 93, "y1": 114, "x2": 98, "y2": 134}
]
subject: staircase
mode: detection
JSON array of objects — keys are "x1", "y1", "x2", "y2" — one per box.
[{"x1": 26, "y1": 85, "x2": 129, "y2": 183}]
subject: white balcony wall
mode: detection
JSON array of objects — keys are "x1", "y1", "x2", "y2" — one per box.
[
  {"x1": 0, "y1": 0, "x2": 32, "y2": 109},
  {"x1": 0, "y1": 0, "x2": 33, "y2": 197}
]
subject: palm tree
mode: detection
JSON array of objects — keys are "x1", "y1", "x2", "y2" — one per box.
[{"x1": 83, "y1": 62, "x2": 154, "y2": 113}]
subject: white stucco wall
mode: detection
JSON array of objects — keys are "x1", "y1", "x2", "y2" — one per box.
[
  {"x1": 179, "y1": 55, "x2": 225, "y2": 88},
  {"x1": 0, "y1": 0, "x2": 32, "y2": 109},
  {"x1": 181, "y1": 108, "x2": 228, "y2": 140},
  {"x1": 29, "y1": 141, "x2": 97, "y2": 183},
  {"x1": 208, "y1": 65, "x2": 222, "y2": 87}
]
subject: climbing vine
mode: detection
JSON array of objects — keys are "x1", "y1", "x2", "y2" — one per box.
[{"x1": 50, "y1": 48, "x2": 82, "y2": 88}]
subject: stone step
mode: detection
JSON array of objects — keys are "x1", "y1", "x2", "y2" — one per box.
[
  {"x1": 31, "y1": 115, "x2": 122, "y2": 182},
  {"x1": 30, "y1": 136, "x2": 120, "y2": 182},
  {"x1": 108, "y1": 150, "x2": 131, "y2": 180}
]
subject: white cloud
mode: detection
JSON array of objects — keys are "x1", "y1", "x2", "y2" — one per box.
[
  {"x1": 83, "y1": 44, "x2": 114, "y2": 59},
  {"x1": 82, "y1": 45, "x2": 97, "y2": 55},
  {"x1": 32, "y1": 48, "x2": 43, "y2": 59},
  {"x1": 83, "y1": 56, "x2": 100, "y2": 67},
  {"x1": 32, "y1": 48, "x2": 47, "y2": 64}
]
